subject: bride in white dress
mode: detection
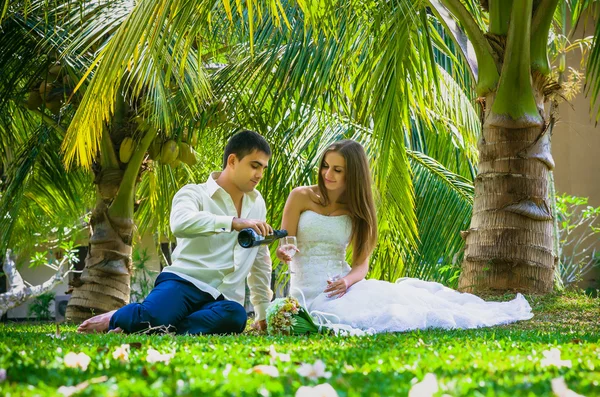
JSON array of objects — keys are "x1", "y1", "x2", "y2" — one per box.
[{"x1": 276, "y1": 140, "x2": 533, "y2": 334}]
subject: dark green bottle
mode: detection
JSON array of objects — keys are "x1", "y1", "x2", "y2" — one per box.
[{"x1": 238, "y1": 228, "x2": 288, "y2": 248}]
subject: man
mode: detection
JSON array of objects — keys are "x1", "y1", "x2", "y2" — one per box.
[{"x1": 77, "y1": 130, "x2": 273, "y2": 334}]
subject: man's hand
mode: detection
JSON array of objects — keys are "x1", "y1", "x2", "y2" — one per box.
[
  {"x1": 251, "y1": 320, "x2": 267, "y2": 332},
  {"x1": 232, "y1": 218, "x2": 273, "y2": 236}
]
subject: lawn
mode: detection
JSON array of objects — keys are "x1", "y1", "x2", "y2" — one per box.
[{"x1": 0, "y1": 291, "x2": 598, "y2": 396}]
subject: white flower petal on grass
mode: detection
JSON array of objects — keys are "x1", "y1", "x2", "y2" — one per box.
[
  {"x1": 296, "y1": 360, "x2": 332, "y2": 381},
  {"x1": 541, "y1": 348, "x2": 572, "y2": 369},
  {"x1": 58, "y1": 385, "x2": 79, "y2": 397},
  {"x1": 0, "y1": 368, "x2": 6, "y2": 383},
  {"x1": 343, "y1": 363, "x2": 355, "y2": 372},
  {"x1": 58, "y1": 376, "x2": 108, "y2": 397},
  {"x1": 64, "y1": 352, "x2": 91, "y2": 371},
  {"x1": 249, "y1": 365, "x2": 280, "y2": 377},
  {"x1": 176, "y1": 379, "x2": 186, "y2": 395},
  {"x1": 258, "y1": 387, "x2": 270, "y2": 397},
  {"x1": 223, "y1": 363, "x2": 233, "y2": 377},
  {"x1": 112, "y1": 344, "x2": 130, "y2": 362},
  {"x1": 551, "y1": 377, "x2": 585, "y2": 397},
  {"x1": 146, "y1": 348, "x2": 175, "y2": 365},
  {"x1": 269, "y1": 345, "x2": 291, "y2": 362},
  {"x1": 408, "y1": 373, "x2": 439, "y2": 397},
  {"x1": 295, "y1": 383, "x2": 339, "y2": 397},
  {"x1": 46, "y1": 333, "x2": 66, "y2": 340}
]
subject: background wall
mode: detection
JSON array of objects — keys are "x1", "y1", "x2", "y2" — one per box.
[{"x1": 552, "y1": 12, "x2": 600, "y2": 289}]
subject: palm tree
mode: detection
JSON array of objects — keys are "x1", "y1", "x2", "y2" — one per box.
[
  {"x1": 0, "y1": 1, "x2": 216, "y2": 321},
  {"x1": 430, "y1": 0, "x2": 599, "y2": 293}
]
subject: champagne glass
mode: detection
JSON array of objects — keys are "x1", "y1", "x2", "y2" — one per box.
[
  {"x1": 279, "y1": 236, "x2": 298, "y2": 275},
  {"x1": 326, "y1": 260, "x2": 345, "y2": 283}
]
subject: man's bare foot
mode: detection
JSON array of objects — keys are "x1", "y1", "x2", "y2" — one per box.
[
  {"x1": 107, "y1": 327, "x2": 123, "y2": 334},
  {"x1": 77, "y1": 310, "x2": 117, "y2": 334}
]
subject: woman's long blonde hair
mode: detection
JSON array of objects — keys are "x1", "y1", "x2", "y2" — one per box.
[{"x1": 317, "y1": 140, "x2": 378, "y2": 264}]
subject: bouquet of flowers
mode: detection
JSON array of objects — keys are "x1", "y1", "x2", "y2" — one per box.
[{"x1": 265, "y1": 297, "x2": 321, "y2": 335}]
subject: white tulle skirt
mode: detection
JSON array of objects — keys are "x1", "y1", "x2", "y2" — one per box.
[{"x1": 305, "y1": 278, "x2": 533, "y2": 335}]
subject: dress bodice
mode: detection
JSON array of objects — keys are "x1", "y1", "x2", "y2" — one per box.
[{"x1": 290, "y1": 210, "x2": 353, "y2": 308}]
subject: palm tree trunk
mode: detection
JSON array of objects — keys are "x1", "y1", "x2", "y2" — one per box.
[
  {"x1": 457, "y1": 0, "x2": 559, "y2": 294},
  {"x1": 458, "y1": 80, "x2": 556, "y2": 293},
  {"x1": 65, "y1": 199, "x2": 133, "y2": 322},
  {"x1": 66, "y1": 115, "x2": 157, "y2": 322}
]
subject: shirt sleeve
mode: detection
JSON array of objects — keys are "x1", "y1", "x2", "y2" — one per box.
[
  {"x1": 170, "y1": 185, "x2": 234, "y2": 238},
  {"x1": 247, "y1": 197, "x2": 273, "y2": 321},
  {"x1": 248, "y1": 244, "x2": 273, "y2": 321}
]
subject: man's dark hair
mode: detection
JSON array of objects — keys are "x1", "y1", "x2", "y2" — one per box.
[{"x1": 222, "y1": 130, "x2": 271, "y2": 169}]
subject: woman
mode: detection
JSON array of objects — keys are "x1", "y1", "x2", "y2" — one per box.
[{"x1": 276, "y1": 140, "x2": 533, "y2": 334}]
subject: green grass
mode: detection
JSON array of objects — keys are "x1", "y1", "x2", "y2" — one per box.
[{"x1": 0, "y1": 291, "x2": 599, "y2": 396}]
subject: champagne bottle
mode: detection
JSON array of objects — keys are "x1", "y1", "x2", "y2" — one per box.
[{"x1": 238, "y1": 228, "x2": 288, "y2": 248}]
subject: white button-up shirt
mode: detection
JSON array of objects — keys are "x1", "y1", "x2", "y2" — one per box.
[{"x1": 163, "y1": 172, "x2": 273, "y2": 320}]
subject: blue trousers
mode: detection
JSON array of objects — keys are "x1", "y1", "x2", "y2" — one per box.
[{"x1": 109, "y1": 272, "x2": 247, "y2": 335}]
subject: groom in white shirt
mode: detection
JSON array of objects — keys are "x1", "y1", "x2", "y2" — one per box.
[{"x1": 77, "y1": 130, "x2": 274, "y2": 334}]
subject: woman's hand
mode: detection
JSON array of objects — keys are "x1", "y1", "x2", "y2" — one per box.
[
  {"x1": 324, "y1": 277, "x2": 348, "y2": 298},
  {"x1": 276, "y1": 245, "x2": 299, "y2": 263}
]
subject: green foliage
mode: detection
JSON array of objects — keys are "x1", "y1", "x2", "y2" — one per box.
[
  {"x1": 27, "y1": 292, "x2": 55, "y2": 321},
  {"x1": 556, "y1": 194, "x2": 600, "y2": 287},
  {"x1": 584, "y1": 3, "x2": 600, "y2": 122},
  {"x1": 0, "y1": 292, "x2": 598, "y2": 396},
  {"x1": 130, "y1": 248, "x2": 158, "y2": 303},
  {"x1": 25, "y1": 239, "x2": 80, "y2": 269}
]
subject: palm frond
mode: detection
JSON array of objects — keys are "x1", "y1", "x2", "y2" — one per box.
[
  {"x1": 61, "y1": 0, "x2": 296, "y2": 169},
  {"x1": 205, "y1": 0, "x2": 481, "y2": 283},
  {"x1": 0, "y1": 120, "x2": 92, "y2": 254},
  {"x1": 407, "y1": 66, "x2": 479, "y2": 177},
  {"x1": 427, "y1": 0, "x2": 480, "y2": 80},
  {"x1": 403, "y1": 149, "x2": 473, "y2": 286},
  {"x1": 583, "y1": 5, "x2": 600, "y2": 122},
  {"x1": 0, "y1": 17, "x2": 58, "y2": 157}
]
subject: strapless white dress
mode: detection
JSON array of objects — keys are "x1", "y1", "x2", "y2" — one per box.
[{"x1": 289, "y1": 210, "x2": 533, "y2": 334}]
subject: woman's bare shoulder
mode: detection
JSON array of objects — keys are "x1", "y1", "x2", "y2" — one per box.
[
  {"x1": 290, "y1": 185, "x2": 318, "y2": 197},
  {"x1": 289, "y1": 186, "x2": 320, "y2": 207}
]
